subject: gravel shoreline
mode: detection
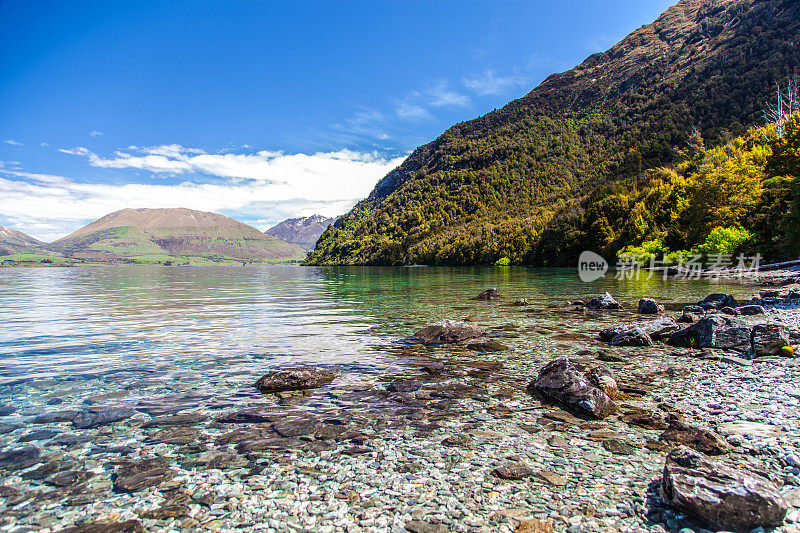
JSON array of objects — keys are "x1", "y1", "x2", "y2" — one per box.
[{"x1": 1, "y1": 287, "x2": 800, "y2": 532}]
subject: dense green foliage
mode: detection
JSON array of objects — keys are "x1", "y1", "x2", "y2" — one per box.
[{"x1": 306, "y1": 0, "x2": 800, "y2": 266}]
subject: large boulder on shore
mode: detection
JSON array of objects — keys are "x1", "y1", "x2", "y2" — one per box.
[
  {"x1": 474, "y1": 288, "x2": 500, "y2": 301},
  {"x1": 637, "y1": 298, "x2": 662, "y2": 314},
  {"x1": 667, "y1": 315, "x2": 750, "y2": 351},
  {"x1": 698, "y1": 293, "x2": 738, "y2": 310},
  {"x1": 410, "y1": 320, "x2": 486, "y2": 344},
  {"x1": 528, "y1": 358, "x2": 617, "y2": 419},
  {"x1": 751, "y1": 323, "x2": 790, "y2": 356},
  {"x1": 254, "y1": 368, "x2": 336, "y2": 393},
  {"x1": 661, "y1": 446, "x2": 788, "y2": 531},
  {"x1": 585, "y1": 292, "x2": 622, "y2": 310}
]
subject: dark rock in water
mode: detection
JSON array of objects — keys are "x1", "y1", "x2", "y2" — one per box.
[
  {"x1": 751, "y1": 324, "x2": 790, "y2": 356},
  {"x1": 610, "y1": 327, "x2": 653, "y2": 347},
  {"x1": 474, "y1": 288, "x2": 500, "y2": 300},
  {"x1": 602, "y1": 439, "x2": 637, "y2": 455},
  {"x1": 405, "y1": 519, "x2": 448, "y2": 533},
  {"x1": 114, "y1": 458, "x2": 174, "y2": 492},
  {"x1": 48, "y1": 434, "x2": 94, "y2": 447},
  {"x1": 254, "y1": 368, "x2": 336, "y2": 393},
  {"x1": 528, "y1": 358, "x2": 617, "y2": 419},
  {"x1": 585, "y1": 292, "x2": 622, "y2": 310},
  {"x1": 466, "y1": 340, "x2": 509, "y2": 352},
  {"x1": 678, "y1": 305, "x2": 706, "y2": 324},
  {"x1": 273, "y1": 417, "x2": 318, "y2": 438},
  {"x1": 736, "y1": 304, "x2": 766, "y2": 316},
  {"x1": 60, "y1": 520, "x2": 145, "y2": 533},
  {"x1": 698, "y1": 293, "x2": 738, "y2": 310},
  {"x1": 386, "y1": 380, "x2": 423, "y2": 393},
  {"x1": 667, "y1": 316, "x2": 751, "y2": 351},
  {"x1": 513, "y1": 298, "x2": 530, "y2": 306},
  {"x1": 314, "y1": 424, "x2": 348, "y2": 440},
  {"x1": 46, "y1": 469, "x2": 92, "y2": 487},
  {"x1": 661, "y1": 446, "x2": 788, "y2": 530},
  {"x1": 441, "y1": 434, "x2": 473, "y2": 447},
  {"x1": 600, "y1": 317, "x2": 681, "y2": 343},
  {"x1": 147, "y1": 427, "x2": 200, "y2": 445},
  {"x1": 139, "y1": 505, "x2": 189, "y2": 520},
  {"x1": 141, "y1": 413, "x2": 208, "y2": 428},
  {"x1": 18, "y1": 429, "x2": 59, "y2": 442},
  {"x1": 72, "y1": 406, "x2": 136, "y2": 429},
  {"x1": 494, "y1": 463, "x2": 534, "y2": 479},
  {"x1": 659, "y1": 419, "x2": 731, "y2": 455},
  {"x1": 0, "y1": 446, "x2": 41, "y2": 470},
  {"x1": 0, "y1": 405, "x2": 16, "y2": 417},
  {"x1": 410, "y1": 320, "x2": 486, "y2": 344},
  {"x1": 32, "y1": 410, "x2": 79, "y2": 424},
  {"x1": 637, "y1": 298, "x2": 662, "y2": 314},
  {"x1": 621, "y1": 411, "x2": 669, "y2": 430},
  {"x1": 719, "y1": 306, "x2": 736, "y2": 315},
  {"x1": 215, "y1": 407, "x2": 289, "y2": 424}
]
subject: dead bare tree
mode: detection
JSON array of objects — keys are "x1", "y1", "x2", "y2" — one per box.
[{"x1": 765, "y1": 67, "x2": 799, "y2": 138}]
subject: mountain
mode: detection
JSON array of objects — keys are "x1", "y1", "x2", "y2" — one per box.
[
  {"x1": 0, "y1": 225, "x2": 51, "y2": 256},
  {"x1": 307, "y1": 0, "x2": 800, "y2": 266},
  {"x1": 265, "y1": 215, "x2": 336, "y2": 250},
  {"x1": 50, "y1": 208, "x2": 307, "y2": 264}
]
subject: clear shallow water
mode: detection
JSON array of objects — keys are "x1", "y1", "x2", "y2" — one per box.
[{"x1": 0, "y1": 266, "x2": 753, "y2": 409}]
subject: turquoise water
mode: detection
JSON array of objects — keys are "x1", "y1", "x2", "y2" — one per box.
[{"x1": 0, "y1": 266, "x2": 753, "y2": 395}]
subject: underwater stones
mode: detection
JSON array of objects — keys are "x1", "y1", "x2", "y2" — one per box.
[
  {"x1": 147, "y1": 427, "x2": 201, "y2": 445},
  {"x1": 272, "y1": 417, "x2": 318, "y2": 438},
  {"x1": 141, "y1": 412, "x2": 208, "y2": 428},
  {"x1": 529, "y1": 358, "x2": 617, "y2": 419},
  {"x1": 31, "y1": 409, "x2": 79, "y2": 424},
  {"x1": 658, "y1": 419, "x2": 731, "y2": 455},
  {"x1": 441, "y1": 434, "x2": 473, "y2": 447},
  {"x1": 215, "y1": 407, "x2": 289, "y2": 424},
  {"x1": 751, "y1": 323, "x2": 791, "y2": 356},
  {"x1": 386, "y1": 380, "x2": 423, "y2": 393},
  {"x1": 585, "y1": 292, "x2": 622, "y2": 310},
  {"x1": 600, "y1": 317, "x2": 680, "y2": 344},
  {"x1": 466, "y1": 340, "x2": 509, "y2": 352},
  {"x1": 410, "y1": 320, "x2": 487, "y2": 344},
  {"x1": 736, "y1": 304, "x2": 766, "y2": 316},
  {"x1": 72, "y1": 406, "x2": 137, "y2": 429},
  {"x1": 585, "y1": 365, "x2": 619, "y2": 398},
  {"x1": 494, "y1": 463, "x2": 535, "y2": 480},
  {"x1": 513, "y1": 298, "x2": 530, "y2": 306},
  {"x1": 638, "y1": 298, "x2": 662, "y2": 314},
  {"x1": 254, "y1": 368, "x2": 336, "y2": 393},
  {"x1": 0, "y1": 446, "x2": 41, "y2": 471},
  {"x1": 46, "y1": 469, "x2": 92, "y2": 488},
  {"x1": 0, "y1": 405, "x2": 16, "y2": 416},
  {"x1": 18, "y1": 429, "x2": 59, "y2": 442},
  {"x1": 474, "y1": 288, "x2": 500, "y2": 301},
  {"x1": 113, "y1": 457, "x2": 175, "y2": 493},
  {"x1": 698, "y1": 293, "x2": 738, "y2": 310},
  {"x1": 59, "y1": 520, "x2": 145, "y2": 533},
  {"x1": 661, "y1": 446, "x2": 788, "y2": 531}
]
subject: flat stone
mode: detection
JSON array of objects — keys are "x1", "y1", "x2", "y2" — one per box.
[
  {"x1": 72, "y1": 406, "x2": 136, "y2": 429},
  {"x1": 602, "y1": 439, "x2": 637, "y2": 455},
  {"x1": 59, "y1": 520, "x2": 145, "y2": 533},
  {"x1": 254, "y1": 368, "x2": 336, "y2": 393},
  {"x1": 147, "y1": 427, "x2": 201, "y2": 445},
  {"x1": 18, "y1": 429, "x2": 59, "y2": 442},
  {"x1": 659, "y1": 420, "x2": 731, "y2": 455},
  {"x1": 537, "y1": 471, "x2": 568, "y2": 486},
  {"x1": 441, "y1": 434, "x2": 474, "y2": 447},
  {"x1": 31, "y1": 410, "x2": 79, "y2": 424},
  {"x1": 141, "y1": 413, "x2": 208, "y2": 428},
  {"x1": 114, "y1": 458, "x2": 174, "y2": 493},
  {"x1": 405, "y1": 520, "x2": 449, "y2": 533},
  {"x1": 273, "y1": 417, "x2": 318, "y2": 437},
  {"x1": 494, "y1": 463, "x2": 535, "y2": 480},
  {"x1": 466, "y1": 341, "x2": 509, "y2": 352},
  {"x1": 410, "y1": 320, "x2": 487, "y2": 344},
  {"x1": 0, "y1": 446, "x2": 41, "y2": 471}
]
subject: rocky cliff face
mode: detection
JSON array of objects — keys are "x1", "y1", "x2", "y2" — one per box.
[{"x1": 307, "y1": 0, "x2": 800, "y2": 265}]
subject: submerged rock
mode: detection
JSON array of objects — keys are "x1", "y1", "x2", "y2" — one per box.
[
  {"x1": 410, "y1": 320, "x2": 486, "y2": 344},
  {"x1": 698, "y1": 293, "x2": 738, "y2": 310},
  {"x1": 585, "y1": 292, "x2": 622, "y2": 310},
  {"x1": 637, "y1": 298, "x2": 662, "y2": 314},
  {"x1": 585, "y1": 365, "x2": 619, "y2": 398},
  {"x1": 513, "y1": 298, "x2": 530, "y2": 306},
  {"x1": 0, "y1": 446, "x2": 41, "y2": 471},
  {"x1": 72, "y1": 406, "x2": 137, "y2": 429},
  {"x1": 528, "y1": 358, "x2": 617, "y2": 419},
  {"x1": 114, "y1": 458, "x2": 175, "y2": 492},
  {"x1": 661, "y1": 446, "x2": 787, "y2": 530},
  {"x1": 600, "y1": 317, "x2": 680, "y2": 343},
  {"x1": 751, "y1": 323, "x2": 790, "y2": 356},
  {"x1": 610, "y1": 327, "x2": 653, "y2": 347},
  {"x1": 494, "y1": 463, "x2": 534, "y2": 480},
  {"x1": 667, "y1": 315, "x2": 751, "y2": 351},
  {"x1": 254, "y1": 368, "x2": 336, "y2": 393},
  {"x1": 474, "y1": 288, "x2": 500, "y2": 300},
  {"x1": 736, "y1": 304, "x2": 766, "y2": 316},
  {"x1": 466, "y1": 340, "x2": 509, "y2": 352},
  {"x1": 658, "y1": 419, "x2": 731, "y2": 455}
]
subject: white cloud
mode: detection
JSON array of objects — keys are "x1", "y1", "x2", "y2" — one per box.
[
  {"x1": 1, "y1": 147, "x2": 406, "y2": 241},
  {"x1": 395, "y1": 102, "x2": 432, "y2": 121},
  {"x1": 394, "y1": 82, "x2": 471, "y2": 121},
  {"x1": 463, "y1": 70, "x2": 530, "y2": 96},
  {"x1": 89, "y1": 130, "x2": 103, "y2": 137},
  {"x1": 4, "y1": 139, "x2": 23, "y2": 147},
  {"x1": 427, "y1": 83, "x2": 471, "y2": 107}
]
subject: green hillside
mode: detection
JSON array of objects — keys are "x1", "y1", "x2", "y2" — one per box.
[{"x1": 306, "y1": 0, "x2": 800, "y2": 266}]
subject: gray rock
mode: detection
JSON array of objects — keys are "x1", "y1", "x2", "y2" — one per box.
[
  {"x1": 0, "y1": 446, "x2": 40, "y2": 471},
  {"x1": 254, "y1": 368, "x2": 336, "y2": 393},
  {"x1": 72, "y1": 407, "x2": 137, "y2": 429},
  {"x1": 751, "y1": 324, "x2": 790, "y2": 356},
  {"x1": 678, "y1": 305, "x2": 706, "y2": 324},
  {"x1": 474, "y1": 288, "x2": 500, "y2": 301},
  {"x1": 661, "y1": 446, "x2": 787, "y2": 530},
  {"x1": 586, "y1": 292, "x2": 622, "y2": 310},
  {"x1": 513, "y1": 298, "x2": 530, "y2": 306},
  {"x1": 736, "y1": 305, "x2": 766, "y2": 316},
  {"x1": 600, "y1": 317, "x2": 679, "y2": 343},
  {"x1": 405, "y1": 520, "x2": 448, "y2": 533},
  {"x1": 610, "y1": 327, "x2": 653, "y2": 347},
  {"x1": 113, "y1": 458, "x2": 175, "y2": 493},
  {"x1": 528, "y1": 358, "x2": 617, "y2": 419},
  {"x1": 638, "y1": 298, "x2": 662, "y2": 314},
  {"x1": 494, "y1": 463, "x2": 535, "y2": 479},
  {"x1": 698, "y1": 293, "x2": 738, "y2": 310},
  {"x1": 410, "y1": 320, "x2": 486, "y2": 344},
  {"x1": 667, "y1": 316, "x2": 751, "y2": 351},
  {"x1": 659, "y1": 420, "x2": 731, "y2": 455}
]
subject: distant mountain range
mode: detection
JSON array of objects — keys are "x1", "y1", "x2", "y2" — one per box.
[
  {"x1": 306, "y1": 0, "x2": 800, "y2": 265},
  {"x1": 0, "y1": 208, "x2": 308, "y2": 265},
  {"x1": 265, "y1": 215, "x2": 335, "y2": 250}
]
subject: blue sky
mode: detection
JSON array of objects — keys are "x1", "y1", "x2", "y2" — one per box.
[{"x1": 0, "y1": 0, "x2": 677, "y2": 241}]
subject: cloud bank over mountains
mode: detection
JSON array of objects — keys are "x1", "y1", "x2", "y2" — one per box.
[{"x1": 1, "y1": 145, "x2": 405, "y2": 241}]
